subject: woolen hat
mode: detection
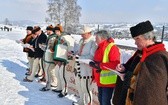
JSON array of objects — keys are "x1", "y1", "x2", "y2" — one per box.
[
  {"x1": 54, "y1": 27, "x2": 61, "y2": 31},
  {"x1": 26, "y1": 26, "x2": 33, "y2": 31},
  {"x1": 54, "y1": 24, "x2": 63, "y2": 32},
  {"x1": 130, "y1": 20, "x2": 154, "y2": 38}
]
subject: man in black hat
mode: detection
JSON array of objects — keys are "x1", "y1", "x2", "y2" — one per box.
[
  {"x1": 23, "y1": 26, "x2": 47, "y2": 82},
  {"x1": 113, "y1": 20, "x2": 168, "y2": 105},
  {"x1": 20, "y1": 26, "x2": 33, "y2": 72}
]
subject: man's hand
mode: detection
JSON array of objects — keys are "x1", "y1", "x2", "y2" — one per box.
[
  {"x1": 116, "y1": 64, "x2": 125, "y2": 73},
  {"x1": 89, "y1": 61, "x2": 101, "y2": 72}
]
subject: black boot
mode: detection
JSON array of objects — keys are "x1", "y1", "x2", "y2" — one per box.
[
  {"x1": 39, "y1": 87, "x2": 50, "y2": 91},
  {"x1": 58, "y1": 92, "x2": 67, "y2": 98},
  {"x1": 52, "y1": 89, "x2": 62, "y2": 93}
]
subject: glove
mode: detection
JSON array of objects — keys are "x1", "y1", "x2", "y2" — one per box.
[{"x1": 89, "y1": 61, "x2": 101, "y2": 73}]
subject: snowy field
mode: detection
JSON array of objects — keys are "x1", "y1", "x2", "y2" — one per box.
[
  {"x1": 0, "y1": 28, "x2": 167, "y2": 105},
  {"x1": 0, "y1": 30, "x2": 77, "y2": 105}
]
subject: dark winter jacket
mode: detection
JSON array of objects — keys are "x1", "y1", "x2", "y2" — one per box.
[
  {"x1": 113, "y1": 50, "x2": 141, "y2": 105},
  {"x1": 27, "y1": 38, "x2": 36, "y2": 58},
  {"x1": 34, "y1": 32, "x2": 47, "y2": 58},
  {"x1": 113, "y1": 43, "x2": 168, "y2": 105}
]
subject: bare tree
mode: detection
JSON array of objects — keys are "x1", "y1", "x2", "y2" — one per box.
[
  {"x1": 64, "y1": 0, "x2": 81, "y2": 33},
  {"x1": 4, "y1": 18, "x2": 10, "y2": 25},
  {"x1": 46, "y1": 0, "x2": 81, "y2": 33}
]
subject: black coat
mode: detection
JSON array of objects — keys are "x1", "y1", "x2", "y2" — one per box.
[
  {"x1": 34, "y1": 32, "x2": 47, "y2": 58},
  {"x1": 27, "y1": 38, "x2": 36, "y2": 58}
]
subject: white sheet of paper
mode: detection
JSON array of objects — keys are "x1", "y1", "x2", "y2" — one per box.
[
  {"x1": 77, "y1": 59, "x2": 93, "y2": 64},
  {"x1": 21, "y1": 43, "x2": 30, "y2": 48}
]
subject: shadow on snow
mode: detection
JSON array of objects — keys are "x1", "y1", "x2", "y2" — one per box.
[{"x1": 1, "y1": 59, "x2": 72, "y2": 105}]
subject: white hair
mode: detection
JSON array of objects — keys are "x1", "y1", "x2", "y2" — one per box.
[{"x1": 143, "y1": 31, "x2": 156, "y2": 41}]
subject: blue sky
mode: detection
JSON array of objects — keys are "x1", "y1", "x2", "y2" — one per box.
[
  {"x1": 0, "y1": 0, "x2": 47, "y2": 23},
  {"x1": 77, "y1": 0, "x2": 168, "y2": 23},
  {"x1": 0, "y1": 0, "x2": 168, "y2": 24}
]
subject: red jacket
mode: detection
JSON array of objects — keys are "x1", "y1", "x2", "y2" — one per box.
[{"x1": 93, "y1": 38, "x2": 120, "y2": 87}]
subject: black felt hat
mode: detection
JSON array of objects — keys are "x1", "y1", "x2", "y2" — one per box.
[
  {"x1": 130, "y1": 20, "x2": 154, "y2": 38},
  {"x1": 26, "y1": 26, "x2": 33, "y2": 31}
]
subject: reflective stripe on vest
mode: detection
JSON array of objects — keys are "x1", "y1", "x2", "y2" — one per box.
[{"x1": 100, "y1": 42, "x2": 117, "y2": 85}]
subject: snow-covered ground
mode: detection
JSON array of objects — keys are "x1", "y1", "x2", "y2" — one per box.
[{"x1": 0, "y1": 30, "x2": 77, "y2": 105}]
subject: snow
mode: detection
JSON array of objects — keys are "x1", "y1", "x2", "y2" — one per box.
[
  {"x1": 0, "y1": 30, "x2": 76, "y2": 105},
  {"x1": 0, "y1": 28, "x2": 167, "y2": 105}
]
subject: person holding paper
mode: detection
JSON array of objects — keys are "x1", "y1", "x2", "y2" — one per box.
[
  {"x1": 72, "y1": 26, "x2": 97, "y2": 105},
  {"x1": 52, "y1": 24, "x2": 75, "y2": 98},
  {"x1": 25, "y1": 33, "x2": 37, "y2": 76},
  {"x1": 23, "y1": 26, "x2": 47, "y2": 82},
  {"x1": 39, "y1": 25, "x2": 58, "y2": 91},
  {"x1": 89, "y1": 30, "x2": 120, "y2": 105},
  {"x1": 20, "y1": 26, "x2": 33, "y2": 72},
  {"x1": 113, "y1": 20, "x2": 168, "y2": 105}
]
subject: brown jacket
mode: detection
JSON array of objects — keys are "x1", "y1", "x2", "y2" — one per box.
[
  {"x1": 22, "y1": 34, "x2": 33, "y2": 52},
  {"x1": 113, "y1": 43, "x2": 168, "y2": 105}
]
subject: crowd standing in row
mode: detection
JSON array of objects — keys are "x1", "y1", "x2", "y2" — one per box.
[{"x1": 20, "y1": 20, "x2": 168, "y2": 105}]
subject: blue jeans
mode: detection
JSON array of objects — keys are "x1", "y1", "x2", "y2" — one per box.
[{"x1": 98, "y1": 87, "x2": 114, "y2": 105}]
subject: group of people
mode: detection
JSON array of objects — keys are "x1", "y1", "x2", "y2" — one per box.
[
  {"x1": 20, "y1": 20, "x2": 168, "y2": 105},
  {"x1": 21, "y1": 24, "x2": 70, "y2": 98}
]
